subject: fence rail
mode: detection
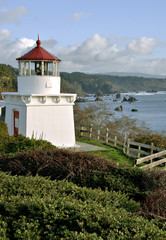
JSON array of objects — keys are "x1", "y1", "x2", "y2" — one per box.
[
  {"x1": 134, "y1": 150, "x2": 166, "y2": 170},
  {"x1": 75, "y1": 124, "x2": 165, "y2": 168}
]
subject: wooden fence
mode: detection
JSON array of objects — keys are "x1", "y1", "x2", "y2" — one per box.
[
  {"x1": 134, "y1": 150, "x2": 166, "y2": 170},
  {"x1": 75, "y1": 123, "x2": 164, "y2": 163}
]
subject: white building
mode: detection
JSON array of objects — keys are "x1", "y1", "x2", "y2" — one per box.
[{"x1": 1, "y1": 37, "x2": 77, "y2": 147}]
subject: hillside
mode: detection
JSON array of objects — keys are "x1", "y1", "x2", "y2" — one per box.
[
  {"x1": 0, "y1": 63, "x2": 166, "y2": 96},
  {"x1": 0, "y1": 64, "x2": 17, "y2": 99},
  {"x1": 61, "y1": 72, "x2": 166, "y2": 95}
]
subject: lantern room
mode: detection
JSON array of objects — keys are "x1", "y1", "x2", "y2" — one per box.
[
  {"x1": 16, "y1": 36, "x2": 61, "y2": 95},
  {"x1": 17, "y1": 37, "x2": 61, "y2": 77}
]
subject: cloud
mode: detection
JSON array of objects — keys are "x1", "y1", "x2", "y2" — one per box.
[
  {"x1": 0, "y1": 6, "x2": 29, "y2": 25},
  {"x1": 0, "y1": 30, "x2": 35, "y2": 65},
  {"x1": 68, "y1": 12, "x2": 92, "y2": 22},
  {"x1": 127, "y1": 37, "x2": 158, "y2": 55},
  {"x1": 0, "y1": 32, "x2": 166, "y2": 76},
  {"x1": 54, "y1": 34, "x2": 166, "y2": 75}
]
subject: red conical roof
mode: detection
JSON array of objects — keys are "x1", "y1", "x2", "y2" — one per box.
[{"x1": 16, "y1": 36, "x2": 61, "y2": 62}]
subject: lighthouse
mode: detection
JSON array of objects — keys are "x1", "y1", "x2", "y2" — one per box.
[{"x1": 1, "y1": 36, "x2": 77, "y2": 147}]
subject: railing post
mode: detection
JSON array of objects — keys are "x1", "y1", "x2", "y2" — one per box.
[
  {"x1": 123, "y1": 134, "x2": 127, "y2": 153},
  {"x1": 137, "y1": 145, "x2": 141, "y2": 158},
  {"x1": 127, "y1": 138, "x2": 130, "y2": 155},
  {"x1": 89, "y1": 124, "x2": 93, "y2": 139},
  {"x1": 97, "y1": 129, "x2": 100, "y2": 141},
  {"x1": 105, "y1": 128, "x2": 109, "y2": 144},
  {"x1": 133, "y1": 159, "x2": 137, "y2": 167},
  {"x1": 114, "y1": 136, "x2": 117, "y2": 147},
  {"x1": 151, "y1": 142, "x2": 154, "y2": 155},
  {"x1": 81, "y1": 126, "x2": 83, "y2": 137}
]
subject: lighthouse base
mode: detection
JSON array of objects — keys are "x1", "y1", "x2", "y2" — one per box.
[{"x1": 2, "y1": 93, "x2": 77, "y2": 148}]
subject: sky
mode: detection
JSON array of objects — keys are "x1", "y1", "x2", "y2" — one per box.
[{"x1": 1, "y1": 0, "x2": 166, "y2": 74}]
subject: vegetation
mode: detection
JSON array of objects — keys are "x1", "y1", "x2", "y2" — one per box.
[
  {"x1": 61, "y1": 72, "x2": 166, "y2": 95},
  {"x1": 0, "y1": 64, "x2": 17, "y2": 99},
  {"x1": 76, "y1": 137, "x2": 133, "y2": 167},
  {"x1": 0, "y1": 172, "x2": 166, "y2": 240},
  {"x1": 0, "y1": 121, "x2": 56, "y2": 156},
  {"x1": 0, "y1": 121, "x2": 166, "y2": 238},
  {"x1": 135, "y1": 132, "x2": 166, "y2": 149}
]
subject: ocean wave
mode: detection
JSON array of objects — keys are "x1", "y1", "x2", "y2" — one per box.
[{"x1": 121, "y1": 91, "x2": 166, "y2": 96}]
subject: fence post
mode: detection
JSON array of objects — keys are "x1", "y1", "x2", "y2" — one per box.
[
  {"x1": 123, "y1": 134, "x2": 127, "y2": 153},
  {"x1": 114, "y1": 136, "x2": 117, "y2": 147},
  {"x1": 80, "y1": 126, "x2": 83, "y2": 137},
  {"x1": 137, "y1": 145, "x2": 141, "y2": 158},
  {"x1": 105, "y1": 128, "x2": 109, "y2": 144},
  {"x1": 127, "y1": 138, "x2": 130, "y2": 155},
  {"x1": 133, "y1": 159, "x2": 137, "y2": 167},
  {"x1": 97, "y1": 129, "x2": 100, "y2": 141},
  {"x1": 151, "y1": 142, "x2": 154, "y2": 155},
  {"x1": 89, "y1": 124, "x2": 93, "y2": 139}
]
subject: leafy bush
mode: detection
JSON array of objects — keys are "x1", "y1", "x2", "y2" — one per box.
[
  {"x1": 0, "y1": 148, "x2": 115, "y2": 178},
  {"x1": 1, "y1": 148, "x2": 165, "y2": 201},
  {"x1": 0, "y1": 172, "x2": 165, "y2": 239},
  {"x1": 134, "y1": 133, "x2": 166, "y2": 149},
  {"x1": 0, "y1": 133, "x2": 56, "y2": 156},
  {"x1": 0, "y1": 121, "x2": 8, "y2": 137},
  {"x1": 141, "y1": 189, "x2": 166, "y2": 219},
  {"x1": 0, "y1": 120, "x2": 56, "y2": 155}
]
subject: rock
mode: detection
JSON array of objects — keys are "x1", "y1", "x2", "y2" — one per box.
[
  {"x1": 122, "y1": 95, "x2": 137, "y2": 102},
  {"x1": 116, "y1": 93, "x2": 121, "y2": 99},
  {"x1": 113, "y1": 99, "x2": 117, "y2": 102},
  {"x1": 115, "y1": 105, "x2": 123, "y2": 111},
  {"x1": 95, "y1": 97, "x2": 103, "y2": 101},
  {"x1": 122, "y1": 96, "x2": 128, "y2": 102},
  {"x1": 131, "y1": 109, "x2": 138, "y2": 112},
  {"x1": 128, "y1": 96, "x2": 137, "y2": 102},
  {"x1": 75, "y1": 97, "x2": 88, "y2": 103}
]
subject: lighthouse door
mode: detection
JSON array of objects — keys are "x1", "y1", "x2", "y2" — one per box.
[{"x1": 14, "y1": 111, "x2": 19, "y2": 135}]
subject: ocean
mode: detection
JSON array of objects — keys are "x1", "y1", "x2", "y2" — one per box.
[{"x1": 81, "y1": 91, "x2": 166, "y2": 135}]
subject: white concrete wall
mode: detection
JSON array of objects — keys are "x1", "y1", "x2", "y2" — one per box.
[
  {"x1": 3, "y1": 94, "x2": 77, "y2": 147},
  {"x1": 26, "y1": 105, "x2": 76, "y2": 147},
  {"x1": 18, "y1": 76, "x2": 61, "y2": 94},
  {"x1": 5, "y1": 103, "x2": 27, "y2": 136}
]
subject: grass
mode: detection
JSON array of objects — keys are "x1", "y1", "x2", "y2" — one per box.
[{"x1": 76, "y1": 136, "x2": 134, "y2": 167}]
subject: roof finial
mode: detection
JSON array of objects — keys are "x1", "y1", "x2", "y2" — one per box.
[{"x1": 36, "y1": 34, "x2": 41, "y2": 47}]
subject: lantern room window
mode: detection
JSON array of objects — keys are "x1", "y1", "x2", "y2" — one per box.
[{"x1": 18, "y1": 60, "x2": 60, "y2": 76}]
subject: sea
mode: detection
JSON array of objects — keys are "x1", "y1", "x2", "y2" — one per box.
[{"x1": 80, "y1": 91, "x2": 166, "y2": 135}]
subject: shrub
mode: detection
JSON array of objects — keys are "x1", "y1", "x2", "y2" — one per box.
[
  {"x1": 0, "y1": 121, "x2": 8, "y2": 137},
  {"x1": 134, "y1": 133, "x2": 166, "y2": 149},
  {"x1": 144, "y1": 169, "x2": 166, "y2": 191},
  {"x1": 0, "y1": 172, "x2": 165, "y2": 239},
  {"x1": 141, "y1": 189, "x2": 166, "y2": 220},
  {"x1": 1, "y1": 148, "x2": 165, "y2": 201},
  {"x1": 0, "y1": 148, "x2": 116, "y2": 178},
  {"x1": 0, "y1": 133, "x2": 56, "y2": 155}
]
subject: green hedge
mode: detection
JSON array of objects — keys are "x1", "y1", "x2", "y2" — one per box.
[
  {"x1": 0, "y1": 172, "x2": 165, "y2": 240},
  {"x1": 0, "y1": 121, "x2": 56, "y2": 155},
  {"x1": 0, "y1": 148, "x2": 160, "y2": 201}
]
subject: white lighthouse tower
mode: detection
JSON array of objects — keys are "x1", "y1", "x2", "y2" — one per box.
[{"x1": 2, "y1": 36, "x2": 77, "y2": 147}]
